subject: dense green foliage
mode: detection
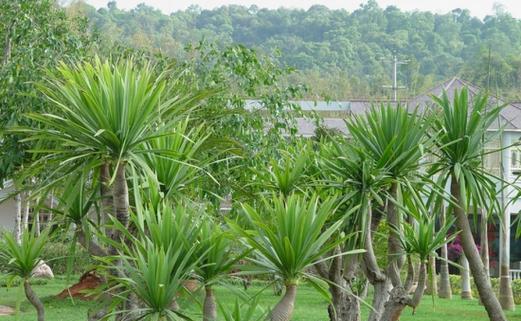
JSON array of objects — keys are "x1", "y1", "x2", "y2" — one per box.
[{"x1": 68, "y1": 0, "x2": 521, "y2": 99}]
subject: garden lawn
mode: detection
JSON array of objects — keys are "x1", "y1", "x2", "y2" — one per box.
[{"x1": 0, "y1": 277, "x2": 520, "y2": 321}]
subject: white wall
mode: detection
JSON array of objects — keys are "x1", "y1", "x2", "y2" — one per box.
[{"x1": 0, "y1": 197, "x2": 16, "y2": 232}]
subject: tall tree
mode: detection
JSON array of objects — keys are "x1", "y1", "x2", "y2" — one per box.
[{"x1": 430, "y1": 88, "x2": 507, "y2": 321}]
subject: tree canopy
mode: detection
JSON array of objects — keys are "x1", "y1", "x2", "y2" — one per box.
[{"x1": 68, "y1": 0, "x2": 521, "y2": 100}]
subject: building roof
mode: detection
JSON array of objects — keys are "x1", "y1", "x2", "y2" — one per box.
[
  {"x1": 408, "y1": 77, "x2": 521, "y2": 130},
  {"x1": 292, "y1": 76, "x2": 521, "y2": 135}
]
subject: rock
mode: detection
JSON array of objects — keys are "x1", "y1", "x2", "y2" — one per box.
[
  {"x1": 31, "y1": 260, "x2": 54, "y2": 279},
  {"x1": 0, "y1": 305, "x2": 15, "y2": 316},
  {"x1": 56, "y1": 270, "x2": 104, "y2": 300}
]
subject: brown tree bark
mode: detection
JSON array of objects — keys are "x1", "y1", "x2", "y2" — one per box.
[
  {"x1": 327, "y1": 250, "x2": 361, "y2": 321},
  {"x1": 111, "y1": 163, "x2": 128, "y2": 245},
  {"x1": 451, "y1": 176, "x2": 506, "y2": 321},
  {"x1": 380, "y1": 261, "x2": 427, "y2": 321},
  {"x1": 270, "y1": 284, "x2": 297, "y2": 321},
  {"x1": 362, "y1": 205, "x2": 390, "y2": 321},
  {"x1": 203, "y1": 286, "x2": 217, "y2": 321},
  {"x1": 24, "y1": 279, "x2": 45, "y2": 321}
]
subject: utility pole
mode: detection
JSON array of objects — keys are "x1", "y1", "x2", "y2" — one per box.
[{"x1": 382, "y1": 55, "x2": 408, "y2": 102}]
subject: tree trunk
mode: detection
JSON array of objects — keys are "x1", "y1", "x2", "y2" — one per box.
[
  {"x1": 14, "y1": 193, "x2": 22, "y2": 244},
  {"x1": 363, "y1": 203, "x2": 389, "y2": 321},
  {"x1": 111, "y1": 163, "x2": 128, "y2": 244},
  {"x1": 270, "y1": 284, "x2": 297, "y2": 321},
  {"x1": 203, "y1": 286, "x2": 217, "y2": 321},
  {"x1": 24, "y1": 279, "x2": 45, "y2": 321},
  {"x1": 23, "y1": 191, "x2": 30, "y2": 230},
  {"x1": 499, "y1": 207, "x2": 515, "y2": 310},
  {"x1": 380, "y1": 262, "x2": 427, "y2": 321},
  {"x1": 451, "y1": 176, "x2": 506, "y2": 321},
  {"x1": 327, "y1": 250, "x2": 361, "y2": 321},
  {"x1": 480, "y1": 210, "x2": 489, "y2": 277},
  {"x1": 76, "y1": 229, "x2": 107, "y2": 257},
  {"x1": 425, "y1": 256, "x2": 437, "y2": 296},
  {"x1": 460, "y1": 254, "x2": 473, "y2": 300},
  {"x1": 100, "y1": 163, "x2": 113, "y2": 228},
  {"x1": 48, "y1": 192, "x2": 55, "y2": 224},
  {"x1": 35, "y1": 197, "x2": 41, "y2": 236},
  {"x1": 385, "y1": 183, "x2": 403, "y2": 287},
  {"x1": 438, "y1": 206, "x2": 452, "y2": 299}
]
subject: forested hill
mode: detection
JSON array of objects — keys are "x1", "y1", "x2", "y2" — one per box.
[{"x1": 68, "y1": 0, "x2": 521, "y2": 100}]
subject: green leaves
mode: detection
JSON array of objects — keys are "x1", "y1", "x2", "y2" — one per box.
[
  {"x1": 430, "y1": 88, "x2": 502, "y2": 213},
  {"x1": 346, "y1": 104, "x2": 427, "y2": 179},
  {"x1": 0, "y1": 227, "x2": 50, "y2": 279},
  {"x1": 98, "y1": 202, "x2": 203, "y2": 320},
  {"x1": 16, "y1": 57, "x2": 210, "y2": 187},
  {"x1": 230, "y1": 194, "x2": 353, "y2": 284},
  {"x1": 196, "y1": 221, "x2": 244, "y2": 286}
]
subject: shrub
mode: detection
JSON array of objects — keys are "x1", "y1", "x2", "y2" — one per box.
[
  {"x1": 41, "y1": 241, "x2": 94, "y2": 275},
  {"x1": 447, "y1": 274, "x2": 521, "y2": 304}
]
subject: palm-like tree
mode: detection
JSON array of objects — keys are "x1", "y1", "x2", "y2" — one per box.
[
  {"x1": 196, "y1": 221, "x2": 244, "y2": 321},
  {"x1": 99, "y1": 202, "x2": 202, "y2": 320},
  {"x1": 430, "y1": 88, "x2": 506, "y2": 321},
  {"x1": 20, "y1": 58, "x2": 206, "y2": 241},
  {"x1": 0, "y1": 228, "x2": 50, "y2": 321},
  {"x1": 230, "y1": 194, "x2": 357, "y2": 321},
  {"x1": 346, "y1": 105, "x2": 427, "y2": 320}
]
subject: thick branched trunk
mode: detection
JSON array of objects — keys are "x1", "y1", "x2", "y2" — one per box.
[
  {"x1": 380, "y1": 262, "x2": 427, "y2": 321},
  {"x1": 362, "y1": 205, "x2": 389, "y2": 321},
  {"x1": 203, "y1": 286, "x2": 217, "y2": 321},
  {"x1": 24, "y1": 279, "x2": 45, "y2": 321},
  {"x1": 451, "y1": 176, "x2": 506, "y2": 321},
  {"x1": 327, "y1": 250, "x2": 361, "y2": 321},
  {"x1": 270, "y1": 284, "x2": 297, "y2": 321}
]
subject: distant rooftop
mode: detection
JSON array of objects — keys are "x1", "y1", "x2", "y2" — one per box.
[{"x1": 286, "y1": 77, "x2": 521, "y2": 135}]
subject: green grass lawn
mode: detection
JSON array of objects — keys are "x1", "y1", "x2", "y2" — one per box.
[{"x1": 0, "y1": 277, "x2": 520, "y2": 321}]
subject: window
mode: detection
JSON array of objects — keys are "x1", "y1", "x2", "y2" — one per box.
[{"x1": 512, "y1": 148, "x2": 521, "y2": 174}]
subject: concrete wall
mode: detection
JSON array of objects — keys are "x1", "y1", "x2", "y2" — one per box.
[{"x1": 0, "y1": 197, "x2": 16, "y2": 232}]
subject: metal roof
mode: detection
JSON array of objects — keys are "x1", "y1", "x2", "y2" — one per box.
[{"x1": 293, "y1": 77, "x2": 521, "y2": 135}]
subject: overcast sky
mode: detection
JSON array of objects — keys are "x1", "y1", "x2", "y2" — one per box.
[{"x1": 83, "y1": 0, "x2": 521, "y2": 19}]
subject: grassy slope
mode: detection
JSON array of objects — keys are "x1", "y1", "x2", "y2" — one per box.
[{"x1": 0, "y1": 278, "x2": 520, "y2": 321}]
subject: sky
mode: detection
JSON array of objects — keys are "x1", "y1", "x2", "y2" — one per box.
[{"x1": 82, "y1": 0, "x2": 521, "y2": 19}]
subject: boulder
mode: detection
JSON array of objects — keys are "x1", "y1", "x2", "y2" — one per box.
[
  {"x1": 31, "y1": 260, "x2": 54, "y2": 279},
  {"x1": 0, "y1": 305, "x2": 15, "y2": 316}
]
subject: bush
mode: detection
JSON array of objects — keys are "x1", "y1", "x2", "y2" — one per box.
[
  {"x1": 41, "y1": 241, "x2": 94, "y2": 275},
  {"x1": 447, "y1": 274, "x2": 521, "y2": 304},
  {"x1": 0, "y1": 275, "x2": 48, "y2": 287}
]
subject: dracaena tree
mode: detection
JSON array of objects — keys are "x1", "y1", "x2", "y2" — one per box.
[
  {"x1": 195, "y1": 221, "x2": 244, "y2": 321},
  {"x1": 345, "y1": 105, "x2": 427, "y2": 321},
  {"x1": 429, "y1": 88, "x2": 506, "y2": 321},
  {"x1": 318, "y1": 136, "x2": 390, "y2": 321},
  {"x1": 230, "y1": 194, "x2": 361, "y2": 321},
  {"x1": 16, "y1": 57, "x2": 208, "y2": 244},
  {"x1": 0, "y1": 227, "x2": 50, "y2": 321}
]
